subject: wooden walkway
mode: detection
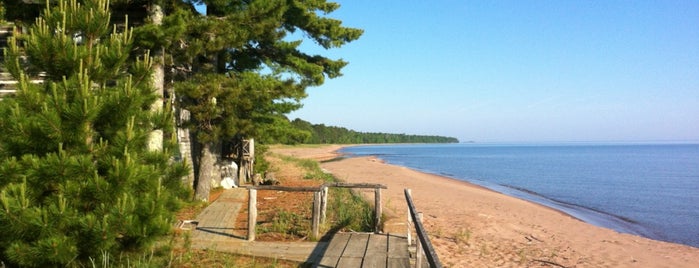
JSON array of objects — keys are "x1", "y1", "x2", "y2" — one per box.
[
  {"x1": 317, "y1": 233, "x2": 410, "y2": 268},
  {"x1": 189, "y1": 189, "x2": 328, "y2": 263},
  {"x1": 188, "y1": 189, "x2": 413, "y2": 267}
]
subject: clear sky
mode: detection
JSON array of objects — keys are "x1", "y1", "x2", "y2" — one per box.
[{"x1": 286, "y1": 1, "x2": 699, "y2": 143}]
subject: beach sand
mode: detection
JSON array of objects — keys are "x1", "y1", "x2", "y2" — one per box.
[{"x1": 271, "y1": 145, "x2": 699, "y2": 267}]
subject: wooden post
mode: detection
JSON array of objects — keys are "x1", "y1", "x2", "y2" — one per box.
[
  {"x1": 406, "y1": 188, "x2": 412, "y2": 246},
  {"x1": 416, "y1": 212, "x2": 424, "y2": 268},
  {"x1": 320, "y1": 186, "x2": 329, "y2": 224},
  {"x1": 312, "y1": 191, "x2": 321, "y2": 240},
  {"x1": 374, "y1": 187, "x2": 382, "y2": 233},
  {"x1": 247, "y1": 189, "x2": 257, "y2": 241}
]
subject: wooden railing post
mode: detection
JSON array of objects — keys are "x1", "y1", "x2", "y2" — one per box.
[
  {"x1": 247, "y1": 188, "x2": 257, "y2": 241},
  {"x1": 416, "y1": 212, "x2": 424, "y2": 268},
  {"x1": 321, "y1": 186, "x2": 329, "y2": 224},
  {"x1": 406, "y1": 188, "x2": 413, "y2": 246},
  {"x1": 312, "y1": 191, "x2": 321, "y2": 240},
  {"x1": 375, "y1": 187, "x2": 382, "y2": 233},
  {"x1": 405, "y1": 188, "x2": 443, "y2": 268}
]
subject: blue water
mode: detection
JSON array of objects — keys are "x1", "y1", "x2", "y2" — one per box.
[{"x1": 339, "y1": 143, "x2": 699, "y2": 248}]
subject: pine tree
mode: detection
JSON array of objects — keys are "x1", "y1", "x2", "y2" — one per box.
[
  {"x1": 139, "y1": 0, "x2": 363, "y2": 200},
  {"x1": 0, "y1": 0, "x2": 187, "y2": 266}
]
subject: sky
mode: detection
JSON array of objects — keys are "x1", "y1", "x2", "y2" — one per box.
[{"x1": 286, "y1": 1, "x2": 699, "y2": 143}]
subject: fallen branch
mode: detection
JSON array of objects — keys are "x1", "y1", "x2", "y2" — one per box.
[{"x1": 532, "y1": 259, "x2": 567, "y2": 268}]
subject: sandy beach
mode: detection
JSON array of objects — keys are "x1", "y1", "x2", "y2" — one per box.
[{"x1": 271, "y1": 145, "x2": 699, "y2": 267}]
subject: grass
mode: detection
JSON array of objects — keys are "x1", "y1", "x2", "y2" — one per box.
[
  {"x1": 272, "y1": 153, "x2": 376, "y2": 236},
  {"x1": 454, "y1": 228, "x2": 471, "y2": 245},
  {"x1": 326, "y1": 187, "x2": 375, "y2": 233},
  {"x1": 259, "y1": 208, "x2": 311, "y2": 238}
]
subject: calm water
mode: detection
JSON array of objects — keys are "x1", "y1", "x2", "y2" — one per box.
[{"x1": 339, "y1": 143, "x2": 699, "y2": 248}]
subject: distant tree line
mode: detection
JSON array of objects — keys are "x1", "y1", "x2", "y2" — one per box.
[{"x1": 287, "y1": 119, "x2": 459, "y2": 144}]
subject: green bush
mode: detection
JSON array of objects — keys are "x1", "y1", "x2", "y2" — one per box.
[{"x1": 0, "y1": 1, "x2": 187, "y2": 266}]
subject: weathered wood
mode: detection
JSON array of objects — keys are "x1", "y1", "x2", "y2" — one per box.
[
  {"x1": 406, "y1": 188, "x2": 413, "y2": 246},
  {"x1": 249, "y1": 183, "x2": 387, "y2": 192},
  {"x1": 405, "y1": 189, "x2": 443, "y2": 268},
  {"x1": 324, "y1": 233, "x2": 352, "y2": 257},
  {"x1": 343, "y1": 233, "x2": 371, "y2": 258},
  {"x1": 387, "y1": 258, "x2": 411, "y2": 268},
  {"x1": 319, "y1": 233, "x2": 350, "y2": 267},
  {"x1": 363, "y1": 234, "x2": 388, "y2": 267},
  {"x1": 248, "y1": 185, "x2": 320, "y2": 192},
  {"x1": 323, "y1": 182, "x2": 388, "y2": 189},
  {"x1": 337, "y1": 233, "x2": 367, "y2": 267},
  {"x1": 318, "y1": 233, "x2": 410, "y2": 268},
  {"x1": 247, "y1": 189, "x2": 257, "y2": 241},
  {"x1": 387, "y1": 237, "x2": 411, "y2": 268},
  {"x1": 337, "y1": 256, "x2": 364, "y2": 267},
  {"x1": 321, "y1": 186, "x2": 329, "y2": 224},
  {"x1": 387, "y1": 234, "x2": 410, "y2": 258},
  {"x1": 416, "y1": 212, "x2": 423, "y2": 268},
  {"x1": 375, "y1": 188, "x2": 382, "y2": 233},
  {"x1": 318, "y1": 255, "x2": 341, "y2": 267},
  {"x1": 312, "y1": 191, "x2": 321, "y2": 240}
]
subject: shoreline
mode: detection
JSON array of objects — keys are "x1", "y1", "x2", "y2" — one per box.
[
  {"x1": 335, "y1": 143, "x2": 693, "y2": 247},
  {"x1": 270, "y1": 144, "x2": 699, "y2": 267}
]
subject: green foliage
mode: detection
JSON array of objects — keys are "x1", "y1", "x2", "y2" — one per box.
[
  {"x1": 0, "y1": 1, "x2": 187, "y2": 266},
  {"x1": 328, "y1": 188, "x2": 374, "y2": 232},
  {"x1": 164, "y1": 0, "x2": 361, "y2": 138},
  {"x1": 264, "y1": 208, "x2": 309, "y2": 237},
  {"x1": 290, "y1": 118, "x2": 460, "y2": 144},
  {"x1": 282, "y1": 153, "x2": 374, "y2": 233},
  {"x1": 156, "y1": 1, "x2": 362, "y2": 198}
]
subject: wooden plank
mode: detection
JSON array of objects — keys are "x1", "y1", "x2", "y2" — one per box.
[
  {"x1": 387, "y1": 234, "x2": 410, "y2": 258},
  {"x1": 317, "y1": 256, "x2": 340, "y2": 268},
  {"x1": 363, "y1": 234, "x2": 388, "y2": 267},
  {"x1": 366, "y1": 233, "x2": 388, "y2": 253},
  {"x1": 386, "y1": 257, "x2": 410, "y2": 268},
  {"x1": 313, "y1": 256, "x2": 340, "y2": 268},
  {"x1": 323, "y1": 233, "x2": 351, "y2": 258},
  {"x1": 319, "y1": 233, "x2": 351, "y2": 267},
  {"x1": 249, "y1": 185, "x2": 320, "y2": 192},
  {"x1": 342, "y1": 233, "x2": 370, "y2": 258},
  {"x1": 323, "y1": 182, "x2": 388, "y2": 189},
  {"x1": 362, "y1": 256, "x2": 386, "y2": 268},
  {"x1": 337, "y1": 257, "x2": 363, "y2": 268}
]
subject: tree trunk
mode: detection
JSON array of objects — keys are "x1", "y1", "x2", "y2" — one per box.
[
  {"x1": 147, "y1": 3, "x2": 164, "y2": 152},
  {"x1": 194, "y1": 142, "x2": 216, "y2": 201}
]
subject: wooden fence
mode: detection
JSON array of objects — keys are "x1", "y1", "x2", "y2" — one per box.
[
  {"x1": 245, "y1": 182, "x2": 387, "y2": 241},
  {"x1": 405, "y1": 189, "x2": 442, "y2": 268}
]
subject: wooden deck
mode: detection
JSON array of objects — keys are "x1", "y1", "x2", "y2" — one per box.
[
  {"x1": 187, "y1": 189, "x2": 413, "y2": 267},
  {"x1": 317, "y1": 233, "x2": 410, "y2": 268}
]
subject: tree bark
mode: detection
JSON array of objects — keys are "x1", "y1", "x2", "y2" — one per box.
[
  {"x1": 194, "y1": 142, "x2": 216, "y2": 201},
  {"x1": 147, "y1": 3, "x2": 164, "y2": 152}
]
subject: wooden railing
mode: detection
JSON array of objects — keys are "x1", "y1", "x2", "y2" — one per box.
[
  {"x1": 245, "y1": 182, "x2": 387, "y2": 241},
  {"x1": 405, "y1": 188, "x2": 442, "y2": 268}
]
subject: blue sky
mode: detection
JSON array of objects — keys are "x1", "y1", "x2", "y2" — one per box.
[{"x1": 287, "y1": 1, "x2": 699, "y2": 142}]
